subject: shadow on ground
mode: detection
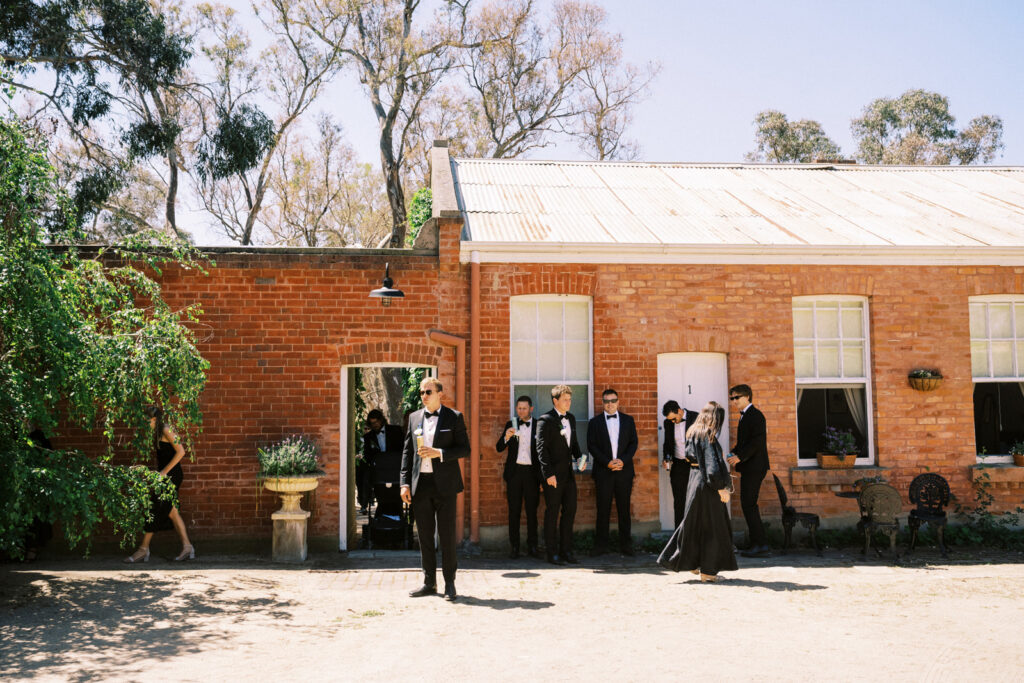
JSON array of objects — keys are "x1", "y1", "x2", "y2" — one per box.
[{"x1": 0, "y1": 571, "x2": 298, "y2": 681}]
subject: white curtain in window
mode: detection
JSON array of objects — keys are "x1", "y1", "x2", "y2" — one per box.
[
  {"x1": 843, "y1": 387, "x2": 867, "y2": 446},
  {"x1": 796, "y1": 387, "x2": 805, "y2": 406},
  {"x1": 1019, "y1": 382, "x2": 1024, "y2": 400}
]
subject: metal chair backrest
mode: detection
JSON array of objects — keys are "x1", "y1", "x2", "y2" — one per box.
[
  {"x1": 859, "y1": 483, "x2": 902, "y2": 524},
  {"x1": 772, "y1": 474, "x2": 790, "y2": 510},
  {"x1": 908, "y1": 473, "x2": 950, "y2": 515}
]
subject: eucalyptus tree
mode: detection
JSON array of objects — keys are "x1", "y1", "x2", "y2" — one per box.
[
  {"x1": 746, "y1": 110, "x2": 842, "y2": 163},
  {"x1": 851, "y1": 89, "x2": 1004, "y2": 165}
]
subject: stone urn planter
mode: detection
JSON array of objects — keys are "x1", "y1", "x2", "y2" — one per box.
[
  {"x1": 258, "y1": 436, "x2": 325, "y2": 563},
  {"x1": 262, "y1": 474, "x2": 324, "y2": 562},
  {"x1": 816, "y1": 453, "x2": 857, "y2": 469}
]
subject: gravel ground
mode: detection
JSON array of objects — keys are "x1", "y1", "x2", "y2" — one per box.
[{"x1": 3, "y1": 547, "x2": 1024, "y2": 682}]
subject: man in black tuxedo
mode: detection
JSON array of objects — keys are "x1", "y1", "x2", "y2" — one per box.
[
  {"x1": 536, "y1": 384, "x2": 582, "y2": 565},
  {"x1": 496, "y1": 395, "x2": 543, "y2": 559},
  {"x1": 662, "y1": 400, "x2": 699, "y2": 528},
  {"x1": 360, "y1": 409, "x2": 404, "y2": 510},
  {"x1": 401, "y1": 377, "x2": 470, "y2": 601},
  {"x1": 726, "y1": 384, "x2": 770, "y2": 558},
  {"x1": 588, "y1": 389, "x2": 639, "y2": 556}
]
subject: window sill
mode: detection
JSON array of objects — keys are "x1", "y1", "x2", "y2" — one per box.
[
  {"x1": 789, "y1": 466, "x2": 888, "y2": 488},
  {"x1": 971, "y1": 464, "x2": 1024, "y2": 484}
]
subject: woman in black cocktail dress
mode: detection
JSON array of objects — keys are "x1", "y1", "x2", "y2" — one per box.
[
  {"x1": 657, "y1": 401, "x2": 737, "y2": 582},
  {"x1": 123, "y1": 406, "x2": 194, "y2": 563}
]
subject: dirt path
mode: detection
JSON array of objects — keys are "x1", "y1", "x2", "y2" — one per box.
[{"x1": 3, "y1": 550, "x2": 1024, "y2": 681}]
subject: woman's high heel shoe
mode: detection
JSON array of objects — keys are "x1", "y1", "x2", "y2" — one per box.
[
  {"x1": 700, "y1": 573, "x2": 719, "y2": 583},
  {"x1": 123, "y1": 547, "x2": 150, "y2": 564},
  {"x1": 173, "y1": 544, "x2": 195, "y2": 562}
]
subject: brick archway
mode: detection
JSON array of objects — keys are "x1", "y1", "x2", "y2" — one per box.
[
  {"x1": 337, "y1": 338, "x2": 442, "y2": 367},
  {"x1": 507, "y1": 269, "x2": 596, "y2": 297}
]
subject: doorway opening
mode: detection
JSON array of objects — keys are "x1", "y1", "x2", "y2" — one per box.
[
  {"x1": 657, "y1": 352, "x2": 730, "y2": 531},
  {"x1": 340, "y1": 364, "x2": 435, "y2": 551}
]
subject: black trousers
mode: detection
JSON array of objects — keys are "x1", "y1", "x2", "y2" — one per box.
[
  {"x1": 411, "y1": 474, "x2": 457, "y2": 587},
  {"x1": 670, "y1": 460, "x2": 690, "y2": 528},
  {"x1": 356, "y1": 459, "x2": 373, "y2": 509},
  {"x1": 740, "y1": 468, "x2": 767, "y2": 547},
  {"x1": 542, "y1": 474, "x2": 577, "y2": 557},
  {"x1": 594, "y1": 471, "x2": 633, "y2": 550},
  {"x1": 507, "y1": 464, "x2": 540, "y2": 549}
]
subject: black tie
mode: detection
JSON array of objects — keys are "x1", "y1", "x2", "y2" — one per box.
[
  {"x1": 607, "y1": 414, "x2": 617, "y2": 420},
  {"x1": 425, "y1": 411, "x2": 439, "y2": 418},
  {"x1": 520, "y1": 421, "x2": 531, "y2": 428}
]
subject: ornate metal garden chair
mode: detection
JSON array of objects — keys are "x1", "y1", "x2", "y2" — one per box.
[
  {"x1": 857, "y1": 483, "x2": 902, "y2": 558},
  {"x1": 907, "y1": 473, "x2": 950, "y2": 558},
  {"x1": 772, "y1": 474, "x2": 821, "y2": 556}
]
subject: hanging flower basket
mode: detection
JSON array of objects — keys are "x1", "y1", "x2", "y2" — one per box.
[{"x1": 908, "y1": 369, "x2": 943, "y2": 391}]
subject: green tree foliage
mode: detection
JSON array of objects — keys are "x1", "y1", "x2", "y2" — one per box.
[
  {"x1": 746, "y1": 110, "x2": 842, "y2": 163},
  {"x1": 405, "y1": 187, "x2": 431, "y2": 247},
  {"x1": 1, "y1": 0, "x2": 192, "y2": 235},
  {"x1": 0, "y1": 117, "x2": 209, "y2": 558},
  {"x1": 851, "y1": 89, "x2": 1004, "y2": 165}
]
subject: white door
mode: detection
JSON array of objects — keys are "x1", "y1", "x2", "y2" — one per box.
[{"x1": 657, "y1": 352, "x2": 730, "y2": 530}]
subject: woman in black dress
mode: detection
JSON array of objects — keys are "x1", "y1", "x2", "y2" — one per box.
[
  {"x1": 123, "y1": 406, "x2": 194, "y2": 562},
  {"x1": 657, "y1": 401, "x2": 736, "y2": 582}
]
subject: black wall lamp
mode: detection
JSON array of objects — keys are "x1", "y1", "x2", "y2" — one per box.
[{"x1": 369, "y1": 262, "x2": 404, "y2": 306}]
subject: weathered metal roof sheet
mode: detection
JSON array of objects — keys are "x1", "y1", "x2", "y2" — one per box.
[{"x1": 452, "y1": 159, "x2": 1024, "y2": 247}]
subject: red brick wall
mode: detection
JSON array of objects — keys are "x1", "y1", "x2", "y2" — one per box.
[
  {"x1": 62, "y1": 238, "x2": 1024, "y2": 544},
  {"x1": 475, "y1": 262, "x2": 1024, "y2": 531}
]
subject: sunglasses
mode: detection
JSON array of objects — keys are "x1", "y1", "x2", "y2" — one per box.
[
  {"x1": 419, "y1": 389, "x2": 435, "y2": 396},
  {"x1": 729, "y1": 396, "x2": 742, "y2": 401},
  {"x1": 602, "y1": 398, "x2": 618, "y2": 403}
]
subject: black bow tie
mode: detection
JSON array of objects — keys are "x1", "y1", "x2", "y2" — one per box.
[
  {"x1": 519, "y1": 421, "x2": 531, "y2": 428},
  {"x1": 606, "y1": 414, "x2": 617, "y2": 419},
  {"x1": 425, "y1": 411, "x2": 439, "y2": 418}
]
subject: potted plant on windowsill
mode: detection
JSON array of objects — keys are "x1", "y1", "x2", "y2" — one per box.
[
  {"x1": 908, "y1": 368, "x2": 943, "y2": 391},
  {"x1": 816, "y1": 427, "x2": 859, "y2": 469},
  {"x1": 258, "y1": 436, "x2": 325, "y2": 562},
  {"x1": 1011, "y1": 442, "x2": 1024, "y2": 467}
]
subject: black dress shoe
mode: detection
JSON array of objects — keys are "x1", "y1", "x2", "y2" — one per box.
[
  {"x1": 564, "y1": 553, "x2": 579, "y2": 564},
  {"x1": 409, "y1": 584, "x2": 437, "y2": 598},
  {"x1": 443, "y1": 585, "x2": 457, "y2": 601},
  {"x1": 589, "y1": 546, "x2": 608, "y2": 557},
  {"x1": 548, "y1": 554, "x2": 566, "y2": 566},
  {"x1": 509, "y1": 546, "x2": 520, "y2": 559},
  {"x1": 741, "y1": 546, "x2": 771, "y2": 558},
  {"x1": 620, "y1": 546, "x2": 635, "y2": 557},
  {"x1": 528, "y1": 546, "x2": 543, "y2": 559}
]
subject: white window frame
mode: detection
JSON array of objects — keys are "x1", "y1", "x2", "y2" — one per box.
[
  {"x1": 793, "y1": 295, "x2": 875, "y2": 466},
  {"x1": 969, "y1": 295, "x2": 1024, "y2": 462},
  {"x1": 509, "y1": 294, "x2": 594, "y2": 424}
]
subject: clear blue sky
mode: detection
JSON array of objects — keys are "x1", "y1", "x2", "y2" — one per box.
[{"x1": 324, "y1": 0, "x2": 1024, "y2": 165}]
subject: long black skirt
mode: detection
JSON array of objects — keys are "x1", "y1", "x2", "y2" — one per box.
[{"x1": 657, "y1": 469, "x2": 737, "y2": 576}]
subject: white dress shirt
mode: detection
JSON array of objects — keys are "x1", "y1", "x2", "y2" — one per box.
[
  {"x1": 420, "y1": 412, "x2": 439, "y2": 473},
  {"x1": 606, "y1": 413, "x2": 619, "y2": 459},
  {"x1": 559, "y1": 414, "x2": 571, "y2": 447},
  {"x1": 673, "y1": 420, "x2": 688, "y2": 460},
  {"x1": 515, "y1": 420, "x2": 532, "y2": 465}
]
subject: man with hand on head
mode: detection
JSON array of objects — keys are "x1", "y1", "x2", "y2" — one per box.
[
  {"x1": 663, "y1": 400, "x2": 699, "y2": 528},
  {"x1": 496, "y1": 396, "x2": 542, "y2": 559},
  {"x1": 401, "y1": 377, "x2": 470, "y2": 601}
]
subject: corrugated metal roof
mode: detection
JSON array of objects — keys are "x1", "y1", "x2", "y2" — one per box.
[{"x1": 452, "y1": 159, "x2": 1024, "y2": 247}]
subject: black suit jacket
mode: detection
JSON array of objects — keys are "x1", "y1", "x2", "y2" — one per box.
[
  {"x1": 401, "y1": 405, "x2": 470, "y2": 497},
  {"x1": 495, "y1": 419, "x2": 541, "y2": 483},
  {"x1": 362, "y1": 424, "x2": 404, "y2": 465},
  {"x1": 662, "y1": 409, "x2": 699, "y2": 462},
  {"x1": 587, "y1": 412, "x2": 638, "y2": 479},
  {"x1": 535, "y1": 409, "x2": 581, "y2": 481},
  {"x1": 732, "y1": 405, "x2": 768, "y2": 474}
]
